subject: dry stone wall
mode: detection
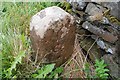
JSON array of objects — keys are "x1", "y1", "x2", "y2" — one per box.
[{"x1": 68, "y1": 1, "x2": 120, "y2": 78}]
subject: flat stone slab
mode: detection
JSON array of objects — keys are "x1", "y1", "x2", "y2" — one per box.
[{"x1": 82, "y1": 21, "x2": 118, "y2": 43}]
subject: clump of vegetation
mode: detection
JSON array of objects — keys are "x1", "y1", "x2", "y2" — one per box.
[
  {"x1": 1, "y1": 2, "x2": 62, "y2": 78},
  {"x1": 32, "y1": 64, "x2": 63, "y2": 78},
  {"x1": 94, "y1": 59, "x2": 109, "y2": 79},
  {"x1": 84, "y1": 59, "x2": 109, "y2": 79}
]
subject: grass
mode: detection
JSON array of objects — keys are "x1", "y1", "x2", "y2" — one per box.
[{"x1": 0, "y1": 2, "x2": 60, "y2": 78}]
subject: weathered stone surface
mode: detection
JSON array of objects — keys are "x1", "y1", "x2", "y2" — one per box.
[
  {"x1": 85, "y1": 3, "x2": 105, "y2": 21},
  {"x1": 101, "y1": 2, "x2": 120, "y2": 20},
  {"x1": 87, "y1": 13, "x2": 103, "y2": 21},
  {"x1": 70, "y1": 2, "x2": 87, "y2": 11},
  {"x1": 102, "y1": 54, "x2": 120, "y2": 78},
  {"x1": 82, "y1": 21, "x2": 118, "y2": 43},
  {"x1": 91, "y1": 35, "x2": 116, "y2": 54},
  {"x1": 30, "y1": 6, "x2": 76, "y2": 66},
  {"x1": 85, "y1": 3, "x2": 103, "y2": 16}
]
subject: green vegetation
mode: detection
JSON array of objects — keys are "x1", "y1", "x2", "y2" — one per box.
[
  {"x1": 94, "y1": 59, "x2": 109, "y2": 79},
  {"x1": 32, "y1": 64, "x2": 63, "y2": 78},
  {"x1": 57, "y1": 2, "x2": 72, "y2": 13},
  {"x1": 84, "y1": 59, "x2": 109, "y2": 79},
  {"x1": 1, "y1": 2, "x2": 62, "y2": 78}
]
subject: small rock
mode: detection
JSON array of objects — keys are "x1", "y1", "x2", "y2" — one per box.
[
  {"x1": 102, "y1": 17, "x2": 110, "y2": 24},
  {"x1": 67, "y1": 0, "x2": 87, "y2": 11},
  {"x1": 79, "y1": 35, "x2": 102, "y2": 62},
  {"x1": 30, "y1": 6, "x2": 76, "y2": 66},
  {"x1": 97, "y1": 39, "x2": 106, "y2": 49},
  {"x1": 107, "y1": 48, "x2": 113, "y2": 53},
  {"x1": 91, "y1": 35, "x2": 115, "y2": 54}
]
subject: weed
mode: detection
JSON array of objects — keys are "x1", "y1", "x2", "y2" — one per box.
[
  {"x1": 84, "y1": 59, "x2": 109, "y2": 79},
  {"x1": 32, "y1": 64, "x2": 63, "y2": 79},
  {"x1": 94, "y1": 59, "x2": 109, "y2": 79}
]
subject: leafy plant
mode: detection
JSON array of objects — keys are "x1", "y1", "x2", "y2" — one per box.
[
  {"x1": 94, "y1": 59, "x2": 109, "y2": 79},
  {"x1": 84, "y1": 59, "x2": 109, "y2": 79},
  {"x1": 5, "y1": 51, "x2": 26, "y2": 78},
  {"x1": 1, "y1": 33, "x2": 28, "y2": 78},
  {"x1": 32, "y1": 64, "x2": 63, "y2": 79}
]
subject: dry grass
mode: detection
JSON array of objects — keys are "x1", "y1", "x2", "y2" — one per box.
[{"x1": 61, "y1": 34, "x2": 95, "y2": 78}]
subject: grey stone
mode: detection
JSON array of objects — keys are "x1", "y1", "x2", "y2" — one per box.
[
  {"x1": 101, "y1": 2, "x2": 120, "y2": 20},
  {"x1": 91, "y1": 35, "x2": 115, "y2": 54},
  {"x1": 30, "y1": 6, "x2": 76, "y2": 66},
  {"x1": 82, "y1": 21, "x2": 118, "y2": 43},
  {"x1": 97, "y1": 40, "x2": 106, "y2": 49},
  {"x1": 85, "y1": 3, "x2": 103, "y2": 16},
  {"x1": 67, "y1": 0, "x2": 87, "y2": 11},
  {"x1": 102, "y1": 54, "x2": 120, "y2": 78},
  {"x1": 85, "y1": 3, "x2": 105, "y2": 21},
  {"x1": 102, "y1": 17, "x2": 110, "y2": 24}
]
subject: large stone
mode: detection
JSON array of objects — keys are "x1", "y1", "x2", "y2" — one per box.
[
  {"x1": 102, "y1": 54, "x2": 120, "y2": 78},
  {"x1": 30, "y1": 6, "x2": 76, "y2": 66},
  {"x1": 85, "y1": 3, "x2": 105, "y2": 21},
  {"x1": 85, "y1": 3, "x2": 103, "y2": 16},
  {"x1": 101, "y1": 2, "x2": 120, "y2": 20},
  {"x1": 82, "y1": 21, "x2": 118, "y2": 43}
]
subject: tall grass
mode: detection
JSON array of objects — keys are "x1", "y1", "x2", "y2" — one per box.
[{"x1": 1, "y1": 2, "x2": 59, "y2": 78}]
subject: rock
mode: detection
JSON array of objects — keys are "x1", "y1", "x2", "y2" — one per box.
[
  {"x1": 87, "y1": 13, "x2": 103, "y2": 21},
  {"x1": 91, "y1": 35, "x2": 116, "y2": 54},
  {"x1": 85, "y1": 3, "x2": 104, "y2": 16},
  {"x1": 85, "y1": 3, "x2": 105, "y2": 21},
  {"x1": 102, "y1": 54, "x2": 120, "y2": 78},
  {"x1": 102, "y1": 17, "x2": 110, "y2": 24},
  {"x1": 82, "y1": 21, "x2": 118, "y2": 43},
  {"x1": 30, "y1": 6, "x2": 76, "y2": 66},
  {"x1": 101, "y1": 2, "x2": 120, "y2": 20},
  {"x1": 67, "y1": 0, "x2": 87, "y2": 11},
  {"x1": 101, "y1": 34, "x2": 120, "y2": 78}
]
